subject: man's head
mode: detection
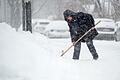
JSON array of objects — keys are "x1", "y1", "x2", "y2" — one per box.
[
  {"x1": 63, "y1": 9, "x2": 76, "y2": 22},
  {"x1": 66, "y1": 16, "x2": 73, "y2": 22}
]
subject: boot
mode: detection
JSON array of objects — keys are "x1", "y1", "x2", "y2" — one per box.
[{"x1": 93, "y1": 53, "x2": 99, "y2": 60}]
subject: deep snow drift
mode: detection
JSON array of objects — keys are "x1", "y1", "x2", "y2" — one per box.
[{"x1": 0, "y1": 22, "x2": 120, "y2": 80}]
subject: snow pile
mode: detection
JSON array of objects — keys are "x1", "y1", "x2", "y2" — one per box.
[{"x1": 0, "y1": 22, "x2": 58, "y2": 80}]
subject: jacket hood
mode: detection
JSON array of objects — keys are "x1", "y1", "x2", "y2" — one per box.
[{"x1": 63, "y1": 9, "x2": 76, "y2": 21}]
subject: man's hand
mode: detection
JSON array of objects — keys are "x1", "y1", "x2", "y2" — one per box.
[
  {"x1": 72, "y1": 42, "x2": 75, "y2": 46},
  {"x1": 71, "y1": 36, "x2": 78, "y2": 42}
]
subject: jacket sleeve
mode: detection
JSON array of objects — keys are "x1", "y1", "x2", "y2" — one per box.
[{"x1": 68, "y1": 24, "x2": 78, "y2": 42}]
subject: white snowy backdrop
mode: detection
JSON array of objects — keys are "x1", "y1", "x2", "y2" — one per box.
[
  {"x1": 0, "y1": 0, "x2": 120, "y2": 80},
  {"x1": 0, "y1": 22, "x2": 120, "y2": 80}
]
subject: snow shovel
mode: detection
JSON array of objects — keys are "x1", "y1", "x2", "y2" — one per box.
[{"x1": 60, "y1": 20, "x2": 101, "y2": 57}]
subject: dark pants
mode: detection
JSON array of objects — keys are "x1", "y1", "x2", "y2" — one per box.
[{"x1": 73, "y1": 40, "x2": 98, "y2": 59}]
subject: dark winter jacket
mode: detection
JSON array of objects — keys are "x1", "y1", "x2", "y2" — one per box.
[{"x1": 63, "y1": 10, "x2": 98, "y2": 42}]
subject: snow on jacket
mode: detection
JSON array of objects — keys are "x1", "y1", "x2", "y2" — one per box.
[{"x1": 63, "y1": 9, "x2": 98, "y2": 42}]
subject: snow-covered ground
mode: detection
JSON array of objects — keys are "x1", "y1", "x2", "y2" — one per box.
[{"x1": 0, "y1": 22, "x2": 120, "y2": 80}]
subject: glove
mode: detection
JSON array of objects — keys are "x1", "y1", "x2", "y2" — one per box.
[{"x1": 71, "y1": 36, "x2": 78, "y2": 42}]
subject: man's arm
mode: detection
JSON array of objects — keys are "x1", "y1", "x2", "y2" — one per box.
[{"x1": 68, "y1": 24, "x2": 78, "y2": 42}]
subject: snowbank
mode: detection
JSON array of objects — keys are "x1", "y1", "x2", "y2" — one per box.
[{"x1": 0, "y1": 23, "x2": 56, "y2": 80}]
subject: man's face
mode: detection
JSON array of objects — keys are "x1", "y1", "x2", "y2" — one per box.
[{"x1": 67, "y1": 16, "x2": 73, "y2": 21}]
